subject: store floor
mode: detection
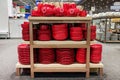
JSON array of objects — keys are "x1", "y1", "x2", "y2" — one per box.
[{"x1": 0, "y1": 39, "x2": 120, "y2": 80}]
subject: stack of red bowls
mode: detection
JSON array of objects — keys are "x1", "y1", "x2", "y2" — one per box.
[
  {"x1": 38, "y1": 25, "x2": 51, "y2": 41},
  {"x1": 18, "y1": 44, "x2": 37, "y2": 65},
  {"x1": 91, "y1": 25, "x2": 96, "y2": 40},
  {"x1": 83, "y1": 25, "x2": 96, "y2": 41},
  {"x1": 21, "y1": 22, "x2": 29, "y2": 41},
  {"x1": 56, "y1": 49, "x2": 74, "y2": 65},
  {"x1": 39, "y1": 48, "x2": 55, "y2": 64},
  {"x1": 90, "y1": 44, "x2": 102, "y2": 63},
  {"x1": 21, "y1": 22, "x2": 37, "y2": 41},
  {"x1": 76, "y1": 48, "x2": 86, "y2": 64},
  {"x1": 70, "y1": 27, "x2": 83, "y2": 41},
  {"x1": 52, "y1": 24, "x2": 68, "y2": 40}
]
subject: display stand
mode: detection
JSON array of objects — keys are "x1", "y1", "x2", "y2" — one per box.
[{"x1": 16, "y1": 17, "x2": 104, "y2": 78}]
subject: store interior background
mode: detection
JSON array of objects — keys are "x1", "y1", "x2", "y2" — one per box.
[{"x1": 0, "y1": 0, "x2": 120, "y2": 80}]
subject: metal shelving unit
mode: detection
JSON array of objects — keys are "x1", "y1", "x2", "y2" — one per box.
[{"x1": 93, "y1": 16, "x2": 120, "y2": 43}]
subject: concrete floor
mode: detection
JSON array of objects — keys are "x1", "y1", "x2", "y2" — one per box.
[{"x1": 0, "y1": 39, "x2": 120, "y2": 80}]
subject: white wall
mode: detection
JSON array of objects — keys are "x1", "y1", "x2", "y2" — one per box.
[
  {"x1": 0, "y1": 0, "x2": 9, "y2": 32},
  {"x1": 8, "y1": 0, "x2": 13, "y2": 17}
]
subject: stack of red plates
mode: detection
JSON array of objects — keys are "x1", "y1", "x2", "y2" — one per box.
[
  {"x1": 70, "y1": 27, "x2": 83, "y2": 41},
  {"x1": 38, "y1": 25, "x2": 51, "y2": 41},
  {"x1": 76, "y1": 48, "x2": 86, "y2": 64},
  {"x1": 56, "y1": 49, "x2": 75, "y2": 65},
  {"x1": 21, "y1": 22, "x2": 37, "y2": 41},
  {"x1": 39, "y1": 48, "x2": 55, "y2": 64},
  {"x1": 83, "y1": 25, "x2": 96, "y2": 41},
  {"x1": 91, "y1": 25, "x2": 96, "y2": 40},
  {"x1": 18, "y1": 44, "x2": 37, "y2": 65},
  {"x1": 52, "y1": 24, "x2": 68, "y2": 40},
  {"x1": 90, "y1": 44, "x2": 102, "y2": 63}
]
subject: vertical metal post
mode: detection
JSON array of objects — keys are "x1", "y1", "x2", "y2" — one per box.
[{"x1": 104, "y1": 18, "x2": 107, "y2": 42}]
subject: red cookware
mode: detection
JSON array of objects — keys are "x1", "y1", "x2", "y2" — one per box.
[
  {"x1": 76, "y1": 48, "x2": 86, "y2": 64},
  {"x1": 38, "y1": 25, "x2": 51, "y2": 41},
  {"x1": 54, "y1": 7, "x2": 65, "y2": 16},
  {"x1": 56, "y1": 48, "x2": 74, "y2": 65},
  {"x1": 18, "y1": 44, "x2": 37, "y2": 65},
  {"x1": 67, "y1": 8, "x2": 79, "y2": 16},
  {"x1": 41, "y1": 4, "x2": 54, "y2": 16},
  {"x1": 52, "y1": 24, "x2": 68, "y2": 40},
  {"x1": 79, "y1": 10, "x2": 87, "y2": 17},
  {"x1": 39, "y1": 48, "x2": 55, "y2": 64},
  {"x1": 70, "y1": 27, "x2": 83, "y2": 41},
  {"x1": 90, "y1": 44, "x2": 102, "y2": 63}
]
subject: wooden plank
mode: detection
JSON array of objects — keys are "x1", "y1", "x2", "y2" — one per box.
[
  {"x1": 96, "y1": 39, "x2": 120, "y2": 43},
  {"x1": 22, "y1": 41, "x2": 96, "y2": 48},
  {"x1": 29, "y1": 17, "x2": 92, "y2": 21},
  {"x1": 86, "y1": 22, "x2": 91, "y2": 78},
  {"x1": 93, "y1": 16, "x2": 120, "y2": 20},
  {"x1": 30, "y1": 22, "x2": 33, "y2": 44},
  {"x1": 99, "y1": 68, "x2": 103, "y2": 77},
  {"x1": 16, "y1": 62, "x2": 104, "y2": 69},
  {"x1": 23, "y1": 41, "x2": 96, "y2": 44},
  {"x1": 106, "y1": 41, "x2": 120, "y2": 43},
  {"x1": 34, "y1": 68, "x2": 86, "y2": 72},
  {"x1": 30, "y1": 46, "x2": 34, "y2": 78},
  {"x1": 32, "y1": 20, "x2": 90, "y2": 23},
  {"x1": 16, "y1": 68, "x2": 21, "y2": 76}
]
